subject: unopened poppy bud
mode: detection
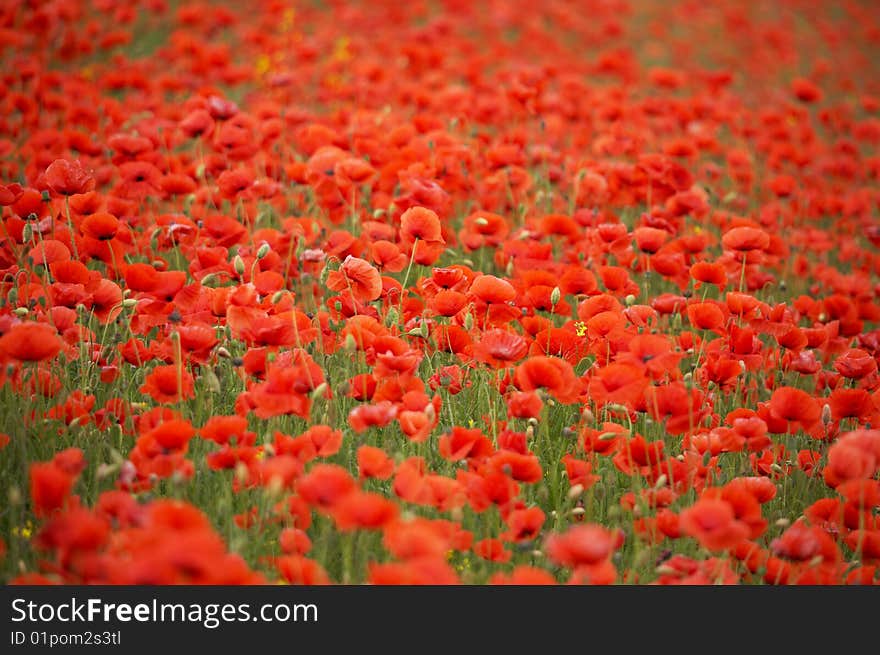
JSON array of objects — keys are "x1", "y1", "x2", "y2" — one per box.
[
  {"x1": 215, "y1": 346, "x2": 232, "y2": 359},
  {"x1": 474, "y1": 216, "x2": 489, "y2": 227},
  {"x1": 122, "y1": 298, "x2": 138, "y2": 308},
  {"x1": 571, "y1": 507, "x2": 586, "y2": 517},
  {"x1": 505, "y1": 258, "x2": 515, "y2": 276},
  {"x1": 525, "y1": 425, "x2": 535, "y2": 439},
  {"x1": 22, "y1": 223, "x2": 32, "y2": 242},
  {"x1": 233, "y1": 254, "x2": 246, "y2": 276},
  {"x1": 568, "y1": 484, "x2": 584, "y2": 499},
  {"x1": 310, "y1": 382, "x2": 328, "y2": 400},
  {"x1": 550, "y1": 286, "x2": 561, "y2": 306},
  {"x1": 266, "y1": 475, "x2": 284, "y2": 497},
  {"x1": 821, "y1": 403, "x2": 832, "y2": 425},
  {"x1": 775, "y1": 518, "x2": 790, "y2": 528},
  {"x1": 13, "y1": 307, "x2": 28, "y2": 317},
  {"x1": 385, "y1": 307, "x2": 399, "y2": 327},
  {"x1": 770, "y1": 463, "x2": 784, "y2": 474},
  {"x1": 372, "y1": 208, "x2": 385, "y2": 218},
  {"x1": 463, "y1": 312, "x2": 474, "y2": 330},
  {"x1": 333, "y1": 300, "x2": 342, "y2": 313},
  {"x1": 271, "y1": 290, "x2": 286, "y2": 304},
  {"x1": 632, "y1": 550, "x2": 652, "y2": 570},
  {"x1": 256, "y1": 242, "x2": 271, "y2": 259},
  {"x1": 96, "y1": 463, "x2": 118, "y2": 480},
  {"x1": 527, "y1": 417, "x2": 539, "y2": 427},
  {"x1": 653, "y1": 474, "x2": 668, "y2": 489},
  {"x1": 343, "y1": 333, "x2": 357, "y2": 351},
  {"x1": 8, "y1": 486, "x2": 21, "y2": 506},
  {"x1": 200, "y1": 273, "x2": 218, "y2": 287},
  {"x1": 41, "y1": 190, "x2": 51, "y2": 202},
  {"x1": 597, "y1": 431, "x2": 618, "y2": 441},
  {"x1": 625, "y1": 294, "x2": 636, "y2": 306},
  {"x1": 202, "y1": 367, "x2": 221, "y2": 394}
]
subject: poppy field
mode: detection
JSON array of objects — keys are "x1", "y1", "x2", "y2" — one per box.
[{"x1": 1, "y1": 0, "x2": 879, "y2": 586}]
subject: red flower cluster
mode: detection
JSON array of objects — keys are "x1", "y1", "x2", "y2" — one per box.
[{"x1": 1, "y1": 0, "x2": 879, "y2": 585}]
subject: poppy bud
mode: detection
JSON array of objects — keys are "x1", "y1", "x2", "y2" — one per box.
[
  {"x1": 550, "y1": 286, "x2": 561, "y2": 306},
  {"x1": 571, "y1": 507, "x2": 586, "y2": 517},
  {"x1": 625, "y1": 294, "x2": 636, "y2": 306},
  {"x1": 266, "y1": 476, "x2": 285, "y2": 497},
  {"x1": 653, "y1": 474, "x2": 668, "y2": 489},
  {"x1": 821, "y1": 404, "x2": 832, "y2": 425},
  {"x1": 310, "y1": 382, "x2": 328, "y2": 400},
  {"x1": 343, "y1": 333, "x2": 357, "y2": 351},
  {"x1": 41, "y1": 190, "x2": 51, "y2": 202},
  {"x1": 200, "y1": 273, "x2": 218, "y2": 287},
  {"x1": 8, "y1": 486, "x2": 21, "y2": 506},
  {"x1": 256, "y1": 242, "x2": 271, "y2": 259},
  {"x1": 215, "y1": 346, "x2": 231, "y2": 359},
  {"x1": 385, "y1": 307, "x2": 399, "y2": 327},
  {"x1": 13, "y1": 307, "x2": 28, "y2": 317},
  {"x1": 464, "y1": 312, "x2": 474, "y2": 330},
  {"x1": 202, "y1": 367, "x2": 221, "y2": 394},
  {"x1": 271, "y1": 290, "x2": 286, "y2": 304},
  {"x1": 96, "y1": 462, "x2": 118, "y2": 480},
  {"x1": 233, "y1": 255, "x2": 246, "y2": 276},
  {"x1": 568, "y1": 484, "x2": 584, "y2": 499},
  {"x1": 21, "y1": 223, "x2": 32, "y2": 242}
]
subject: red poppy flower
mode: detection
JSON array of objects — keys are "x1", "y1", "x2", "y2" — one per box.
[
  {"x1": 357, "y1": 446, "x2": 395, "y2": 480},
  {"x1": 438, "y1": 427, "x2": 494, "y2": 462},
  {"x1": 399, "y1": 206, "x2": 444, "y2": 245},
  {"x1": 501, "y1": 506, "x2": 545, "y2": 542},
  {"x1": 469, "y1": 275, "x2": 516, "y2": 304},
  {"x1": 140, "y1": 365, "x2": 196, "y2": 404},
  {"x1": 325, "y1": 255, "x2": 382, "y2": 302},
  {"x1": 546, "y1": 524, "x2": 622, "y2": 568},
  {"x1": 0, "y1": 323, "x2": 64, "y2": 362},
  {"x1": 721, "y1": 226, "x2": 770, "y2": 252},
  {"x1": 514, "y1": 356, "x2": 581, "y2": 403},
  {"x1": 767, "y1": 387, "x2": 821, "y2": 434},
  {"x1": 679, "y1": 497, "x2": 750, "y2": 552},
  {"x1": 44, "y1": 159, "x2": 95, "y2": 196},
  {"x1": 81, "y1": 212, "x2": 119, "y2": 240},
  {"x1": 833, "y1": 349, "x2": 877, "y2": 380},
  {"x1": 472, "y1": 329, "x2": 530, "y2": 368}
]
